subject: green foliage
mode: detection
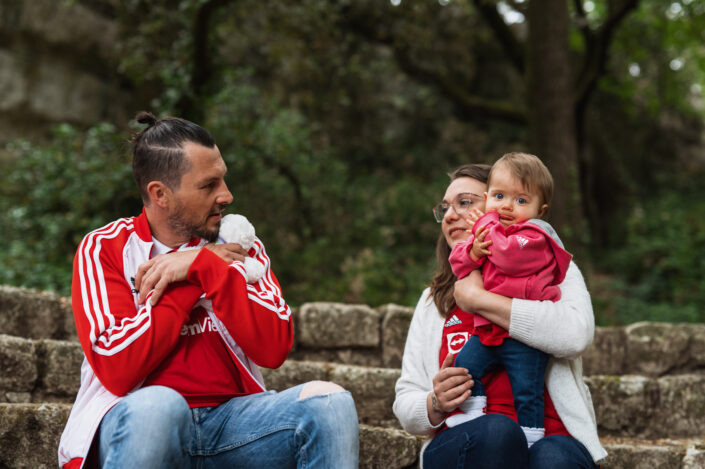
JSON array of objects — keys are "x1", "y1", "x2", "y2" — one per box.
[
  {"x1": 0, "y1": 78, "x2": 445, "y2": 306},
  {"x1": 0, "y1": 124, "x2": 141, "y2": 295},
  {"x1": 204, "y1": 75, "x2": 443, "y2": 305},
  {"x1": 595, "y1": 185, "x2": 705, "y2": 325},
  {"x1": 4, "y1": 0, "x2": 705, "y2": 322}
]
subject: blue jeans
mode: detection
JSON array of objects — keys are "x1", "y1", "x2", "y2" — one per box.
[
  {"x1": 423, "y1": 414, "x2": 597, "y2": 469},
  {"x1": 454, "y1": 335, "x2": 549, "y2": 428},
  {"x1": 97, "y1": 384, "x2": 359, "y2": 469}
]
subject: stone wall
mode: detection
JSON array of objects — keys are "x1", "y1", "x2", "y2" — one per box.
[
  {"x1": 0, "y1": 0, "x2": 134, "y2": 146},
  {"x1": 4, "y1": 284, "x2": 705, "y2": 378},
  {"x1": 3, "y1": 285, "x2": 705, "y2": 468}
]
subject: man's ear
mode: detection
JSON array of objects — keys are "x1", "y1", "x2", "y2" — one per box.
[
  {"x1": 538, "y1": 203, "x2": 549, "y2": 218},
  {"x1": 146, "y1": 181, "x2": 171, "y2": 209}
]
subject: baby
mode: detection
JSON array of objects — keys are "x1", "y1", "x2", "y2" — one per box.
[{"x1": 446, "y1": 152, "x2": 572, "y2": 447}]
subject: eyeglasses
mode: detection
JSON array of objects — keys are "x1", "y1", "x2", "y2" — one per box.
[{"x1": 432, "y1": 192, "x2": 483, "y2": 223}]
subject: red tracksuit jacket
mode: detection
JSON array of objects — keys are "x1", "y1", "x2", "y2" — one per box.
[{"x1": 58, "y1": 209, "x2": 293, "y2": 468}]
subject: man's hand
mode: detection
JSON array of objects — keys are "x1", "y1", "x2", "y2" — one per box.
[
  {"x1": 428, "y1": 352, "x2": 473, "y2": 425},
  {"x1": 470, "y1": 226, "x2": 492, "y2": 262},
  {"x1": 135, "y1": 243, "x2": 249, "y2": 306},
  {"x1": 135, "y1": 250, "x2": 201, "y2": 306},
  {"x1": 205, "y1": 242, "x2": 248, "y2": 264}
]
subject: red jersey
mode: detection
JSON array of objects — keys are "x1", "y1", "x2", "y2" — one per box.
[
  {"x1": 440, "y1": 307, "x2": 569, "y2": 436},
  {"x1": 59, "y1": 209, "x2": 293, "y2": 468}
]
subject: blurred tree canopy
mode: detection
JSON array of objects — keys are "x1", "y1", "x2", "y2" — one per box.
[{"x1": 2, "y1": 0, "x2": 705, "y2": 324}]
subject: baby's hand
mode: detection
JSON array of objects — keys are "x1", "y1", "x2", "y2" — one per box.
[
  {"x1": 464, "y1": 208, "x2": 485, "y2": 231},
  {"x1": 470, "y1": 226, "x2": 492, "y2": 262}
]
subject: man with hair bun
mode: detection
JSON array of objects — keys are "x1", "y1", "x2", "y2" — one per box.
[{"x1": 58, "y1": 112, "x2": 359, "y2": 469}]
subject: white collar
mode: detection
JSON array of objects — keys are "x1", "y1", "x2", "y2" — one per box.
[{"x1": 150, "y1": 237, "x2": 173, "y2": 257}]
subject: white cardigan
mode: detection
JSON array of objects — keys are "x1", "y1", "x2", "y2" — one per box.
[{"x1": 393, "y1": 262, "x2": 607, "y2": 465}]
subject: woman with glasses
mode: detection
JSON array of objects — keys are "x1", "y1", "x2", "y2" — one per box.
[{"x1": 393, "y1": 164, "x2": 606, "y2": 468}]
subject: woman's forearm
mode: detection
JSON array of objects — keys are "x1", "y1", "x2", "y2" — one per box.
[
  {"x1": 454, "y1": 263, "x2": 594, "y2": 358},
  {"x1": 426, "y1": 392, "x2": 446, "y2": 427},
  {"x1": 453, "y1": 272, "x2": 512, "y2": 329}
]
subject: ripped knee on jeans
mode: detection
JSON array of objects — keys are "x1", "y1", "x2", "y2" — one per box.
[{"x1": 297, "y1": 380, "x2": 346, "y2": 400}]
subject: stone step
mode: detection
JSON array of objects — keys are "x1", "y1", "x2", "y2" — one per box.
[
  {"x1": 583, "y1": 322, "x2": 705, "y2": 377},
  {"x1": 600, "y1": 437, "x2": 705, "y2": 469},
  {"x1": 3, "y1": 286, "x2": 705, "y2": 376},
  {"x1": 265, "y1": 363, "x2": 705, "y2": 440},
  {"x1": 0, "y1": 403, "x2": 421, "y2": 469},
  {"x1": 3, "y1": 332, "x2": 705, "y2": 439},
  {"x1": 0, "y1": 334, "x2": 84, "y2": 404},
  {"x1": 0, "y1": 285, "x2": 76, "y2": 341},
  {"x1": 1, "y1": 402, "x2": 703, "y2": 469}
]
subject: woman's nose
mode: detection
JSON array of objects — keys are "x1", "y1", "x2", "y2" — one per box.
[{"x1": 444, "y1": 205, "x2": 459, "y2": 222}]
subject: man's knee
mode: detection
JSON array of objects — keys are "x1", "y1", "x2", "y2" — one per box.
[
  {"x1": 295, "y1": 381, "x2": 358, "y2": 431},
  {"x1": 116, "y1": 386, "x2": 190, "y2": 427},
  {"x1": 297, "y1": 380, "x2": 346, "y2": 400},
  {"x1": 99, "y1": 386, "x2": 192, "y2": 468}
]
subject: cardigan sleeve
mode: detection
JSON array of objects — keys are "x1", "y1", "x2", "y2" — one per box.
[
  {"x1": 508, "y1": 261, "x2": 594, "y2": 359},
  {"x1": 393, "y1": 289, "x2": 445, "y2": 436}
]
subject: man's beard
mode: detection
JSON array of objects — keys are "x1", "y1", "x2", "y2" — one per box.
[{"x1": 167, "y1": 201, "x2": 225, "y2": 243}]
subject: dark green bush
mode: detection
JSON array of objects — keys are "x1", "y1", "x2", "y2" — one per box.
[
  {"x1": 1, "y1": 87, "x2": 444, "y2": 306},
  {"x1": 0, "y1": 124, "x2": 141, "y2": 295},
  {"x1": 596, "y1": 186, "x2": 705, "y2": 325}
]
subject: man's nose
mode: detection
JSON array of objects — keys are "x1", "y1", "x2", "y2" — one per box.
[{"x1": 217, "y1": 184, "x2": 234, "y2": 205}]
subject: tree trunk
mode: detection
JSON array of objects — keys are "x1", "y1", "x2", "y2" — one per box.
[{"x1": 527, "y1": 0, "x2": 585, "y2": 248}]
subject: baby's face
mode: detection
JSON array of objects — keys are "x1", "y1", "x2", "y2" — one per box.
[{"x1": 484, "y1": 166, "x2": 547, "y2": 227}]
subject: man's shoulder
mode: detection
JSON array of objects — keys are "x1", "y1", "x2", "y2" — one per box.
[{"x1": 78, "y1": 216, "x2": 139, "y2": 249}]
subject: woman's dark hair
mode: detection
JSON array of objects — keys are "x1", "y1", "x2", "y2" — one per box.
[
  {"x1": 429, "y1": 164, "x2": 491, "y2": 318},
  {"x1": 131, "y1": 111, "x2": 216, "y2": 204}
]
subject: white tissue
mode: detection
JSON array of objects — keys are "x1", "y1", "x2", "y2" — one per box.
[
  {"x1": 219, "y1": 214, "x2": 256, "y2": 250},
  {"x1": 219, "y1": 214, "x2": 263, "y2": 283},
  {"x1": 244, "y1": 257, "x2": 266, "y2": 283}
]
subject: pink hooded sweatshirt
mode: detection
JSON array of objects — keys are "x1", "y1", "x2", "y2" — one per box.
[{"x1": 449, "y1": 211, "x2": 572, "y2": 345}]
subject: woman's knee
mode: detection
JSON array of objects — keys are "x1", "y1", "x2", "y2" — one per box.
[
  {"x1": 424, "y1": 415, "x2": 527, "y2": 469},
  {"x1": 480, "y1": 414, "x2": 526, "y2": 449},
  {"x1": 529, "y1": 435, "x2": 595, "y2": 469}
]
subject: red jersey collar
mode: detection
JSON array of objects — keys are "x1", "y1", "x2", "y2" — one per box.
[{"x1": 134, "y1": 207, "x2": 202, "y2": 247}]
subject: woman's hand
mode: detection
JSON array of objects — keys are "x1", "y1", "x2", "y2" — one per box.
[
  {"x1": 453, "y1": 271, "x2": 486, "y2": 311},
  {"x1": 454, "y1": 271, "x2": 512, "y2": 329},
  {"x1": 427, "y1": 352, "x2": 474, "y2": 426},
  {"x1": 464, "y1": 208, "x2": 484, "y2": 230}
]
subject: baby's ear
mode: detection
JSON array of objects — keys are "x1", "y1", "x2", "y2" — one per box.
[{"x1": 538, "y1": 204, "x2": 549, "y2": 218}]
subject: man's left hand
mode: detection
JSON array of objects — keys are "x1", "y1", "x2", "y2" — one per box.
[{"x1": 135, "y1": 250, "x2": 200, "y2": 306}]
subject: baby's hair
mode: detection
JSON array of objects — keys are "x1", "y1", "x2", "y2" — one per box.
[{"x1": 488, "y1": 152, "x2": 554, "y2": 207}]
